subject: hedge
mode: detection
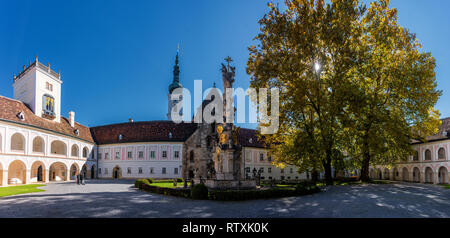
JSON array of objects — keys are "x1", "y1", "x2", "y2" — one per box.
[
  {"x1": 134, "y1": 179, "x2": 321, "y2": 201},
  {"x1": 136, "y1": 181, "x2": 191, "y2": 198}
]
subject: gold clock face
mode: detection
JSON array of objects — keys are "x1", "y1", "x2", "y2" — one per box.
[{"x1": 216, "y1": 125, "x2": 223, "y2": 134}]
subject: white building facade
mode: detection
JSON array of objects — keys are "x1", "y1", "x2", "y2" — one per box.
[{"x1": 370, "y1": 119, "x2": 450, "y2": 184}]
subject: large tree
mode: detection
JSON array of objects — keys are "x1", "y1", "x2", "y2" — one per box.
[
  {"x1": 247, "y1": 0, "x2": 366, "y2": 185},
  {"x1": 344, "y1": 0, "x2": 441, "y2": 181},
  {"x1": 247, "y1": 0, "x2": 442, "y2": 184}
]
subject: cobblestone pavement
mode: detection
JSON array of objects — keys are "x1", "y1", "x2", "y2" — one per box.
[{"x1": 0, "y1": 180, "x2": 449, "y2": 218}]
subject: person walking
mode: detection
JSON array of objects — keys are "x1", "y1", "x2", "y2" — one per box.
[
  {"x1": 80, "y1": 173, "x2": 85, "y2": 185},
  {"x1": 76, "y1": 174, "x2": 80, "y2": 185}
]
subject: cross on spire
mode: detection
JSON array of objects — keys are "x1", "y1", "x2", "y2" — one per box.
[{"x1": 224, "y1": 56, "x2": 233, "y2": 71}]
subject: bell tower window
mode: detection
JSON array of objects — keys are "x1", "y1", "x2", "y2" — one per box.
[{"x1": 43, "y1": 94, "x2": 55, "y2": 116}]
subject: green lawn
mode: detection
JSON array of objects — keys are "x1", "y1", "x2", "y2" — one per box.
[
  {"x1": 0, "y1": 184, "x2": 46, "y2": 197},
  {"x1": 439, "y1": 184, "x2": 450, "y2": 189}
]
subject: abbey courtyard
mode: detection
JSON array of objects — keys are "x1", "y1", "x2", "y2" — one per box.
[
  {"x1": 0, "y1": 53, "x2": 448, "y2": 218},
  {"x1": 1, "y1": 0, "x2": 450, "y2": 219}
]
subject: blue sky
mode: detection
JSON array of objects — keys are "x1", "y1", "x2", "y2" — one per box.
[{"x1": 0, "y1": 0, "x2": 449, "y2": 128}]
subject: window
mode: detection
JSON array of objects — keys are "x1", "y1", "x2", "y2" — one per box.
[
  {"x1": 115, "y1": 152, "x2": 120, "y2": 159},
  {"x1": 425, "y1": 149, "x2": 432, "y2": 160},
  {"x1": 99, "y1": 153, "x2": 102, "y2": 160},
  {"x1": 162, "y1": 151, "x2": 167, "y2": 158},
  {"x1": 42, "y1": 94, "x2": 55, "y2": 115},
  {"x1": 280, "y1": 169, "x2": 284, "y2": 174},
  {"x1": 162, "y1": 167, "x2": 166, "y2": 174},
  {"x1": 105, "y1": 168, "x2": 108, "y2": 174},
  {"x1": 281, "y1": 176, "x2": 285, "y2": 180},
  {"x1": 174, "y1": 168, "x2": 178, "y2": 174},
  {"x1": 174, "y1": 151, "x2": 180, "y2": 158},
  {"x1": 269, "y1": 177, "x2": 272, "y2": 180},
  {"x1": 138, "y1": 167, "x2": 143, "y2": 174},
  {"x1": 268, "y1": 156, "x2": 272, "y2": 162},
  {"x1": 32, "y1": 137, "x2": 44, "y2": 153},
  {"x1": 438, "y1": 148, "x2": 446, "y2": 160},
  {"x1": 82, "y1": 147, "x2": 89, "y2": 158},
  {"x1": 98, "y1": 168, "x2": 101, "y2": 174},
  {"x1": 189, "y1": 151, "x2": 194, "y2": 162},
  {"x1": 413, "y1": 151, "x2": 419, "y2": 161},
  {"x1": 105, "y1": 153, "x2": 109, "y2": 160},
  {"x1": 71, "y1": 145, "x2": 79, "y2": 157},
  {"x1": 245, "y1": 167, "x2": 250, "y2": 173},
  {"x1": 290, "y1": 168, "x2": 293, "y2": 174},
  {"x1": 138, "y1": 151, "x2": 144, "y2": 158},
  {"x1": 260, "y1": 153, "x2": 264, "y2": 161},
  {"x1": 127, "y1": 151, "x2": 132, "y2": 159},
  {"x1": 260, "y1": 167, "x2": 264, "y2": 173},
  {"x1": 11, "y1": 133, "x2": 25, "y2": 151},
  {"x1": 150, "y1": 151, "x2": 155, "y2": 158},
  {"x1": 46, "y1": 82, "x2": 53, "y2": 91},
  {"x1": 268, "y1": 168, "x2": 272, "y2": 173},
  {"x1": 150, "y1": 167, "x2": 154, "y2": 174},
  {"x1": 127, "y1": 168, "x2": 131, "y2": 174}
]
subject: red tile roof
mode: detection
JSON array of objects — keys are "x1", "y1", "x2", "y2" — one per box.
[
  {"x1": 412, "y1": 117, "x2": 450, "y2": 144},
  {"x1": 0, "y1": 96, "x2": 94, "y2": 143},
  {"x1": 238, "y1": 128, "x2": 267, "y2": 148},
  {"x1": 90, "y1": 121, "x2": 198, "y2": 145}
]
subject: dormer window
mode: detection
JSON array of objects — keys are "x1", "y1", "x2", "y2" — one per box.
[
  {"x1": 169, "y1": 132, "x2": 173, "y2": 139},
  {"x1": 42, "y1": 94, "x2": 55, "y2": 116},
  {"x1": 74, "y1": 129, "x2": 79, "y2": 136},
  {"x1": 17, "y1": 112, "x2": 25, "y2": 121},
  {"x1": 249, "y1": 138, "x2": 253, "y2": 143},
  {"x1": 119, "y1": 134, "x2": 123, "y2": 141}
]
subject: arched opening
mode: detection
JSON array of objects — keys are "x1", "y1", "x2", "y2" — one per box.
[
  {"x1": 82, "y1": 147, "x2": 89, "y2": 158},
  {"x1": 413, "y1": 150, "x2": 419, "y2": 161},
  {"x1": 393, "y1": 168, "x2": 399, "y2": 181},
  {"x1": 10, "y1": 133, "x2": 25, "y2": 152},
  {"x1": 369, "y1": 169, "x2": 375, "y2": 179},
  {"x1": 425, "y1": 149, "x2": 432, "y2": 161},
  {"x1": 384, "y1": 168, "x2": 390, "y2": 180},
  {"x1": 377, "y1": 169, "x2": 382, "y2": 180},
  {"x1": 49, "y1": 162, "x2": 67, "y2": 181},
  {"x1": 0, "y1": 162, "x2": 3, "y2": 186},
  {"x1": 31, "y1": 161, "x2": 45, "y2": 182},
  {"x1": 91, "y1": 165, "x2": 95, "y2": 179},
  {"x1": 112, "y1": 166, "x2": 122, "y2": 179},
  {"x1": 71, "y1": 145, "x2": 79, "y2": 157},
  {"x1": 70, "y1": 164, "x2": 79, "y2": 180},
  {"x1": 81, "y1": 164, "x2": 87, "y2": 178},
  {"x1": 438, "y1": 148, "x2": 446, "y2": 160},
  {"x1": 425, "y1": 167, "x2": 434, "y2": 183},
  {"x1": 8, "y1": 160, "x2": 27, "y2": 184},
  {"x1": 413, "y1": 167, "x2": 421, "y2": 183},
  {"x1": 402, "y1": 167, "x2": 409, "y2": 182},
  {"x1": 32, "y1": 136, "x2": 45, "y2": 153},
  {"x1": 51, "y1": 140, "x2": 67, "y2": 156},
  {"x1": 438, "y1": 167, "x2": 448, "y2": 184}
]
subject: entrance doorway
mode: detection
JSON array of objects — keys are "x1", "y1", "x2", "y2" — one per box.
[
  {"x1": 112, "y1": 166, "x2": 121, "y2": 179},
  {"x1": 37, "y1": 166, "x2": 43, "y2": 182}
]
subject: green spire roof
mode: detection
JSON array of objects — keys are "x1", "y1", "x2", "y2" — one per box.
[{"x1": 169, "y1": 49, "x2": 182, "y2": 93}]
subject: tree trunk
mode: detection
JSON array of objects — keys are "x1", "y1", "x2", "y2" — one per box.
[
  {"x1": 323, "y1": 151, "x2": 334, "y2": 185},
  {"x1": 359, "y1": 156, "x2": 371, "y2": 182}
]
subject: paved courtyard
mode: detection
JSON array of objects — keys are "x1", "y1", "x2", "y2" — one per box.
[{"x1": 0, "y1": 180, "x2": 449, "y2": 218}]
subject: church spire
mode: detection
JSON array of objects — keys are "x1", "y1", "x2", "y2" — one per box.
[{"x1": 169, "y1": 44, "x2": 182, "y2": 94}]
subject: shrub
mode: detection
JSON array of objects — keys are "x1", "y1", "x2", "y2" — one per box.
[
  {"x1": 134, "y1": 179, "x2": 147, "y2": 188},
  {"x1": 191, "y1": 184, "x2": 209, "y2": 200},
  {"x1": 137, "y1": 181, "x2": 191, "y2": 198}
]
